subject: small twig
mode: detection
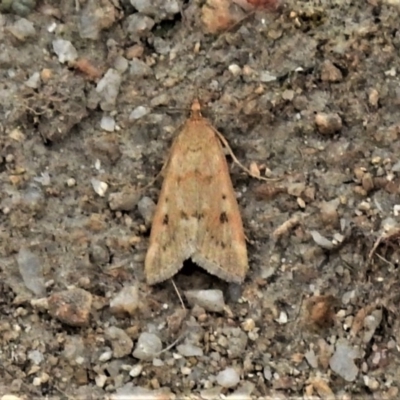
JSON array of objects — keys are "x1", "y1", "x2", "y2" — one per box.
[
  {"x1": 294, "y1": 293, "x2": 304, "y2": 323},
  {"x1": 156, "y1": 331, "x2": 187, "y2": 355},
  {"x1": 374, "y1": 252, "x2": 395, "y2": 269},
  {"x1": 369, "y1": 233, "x2": 384, "y2": 260},
  {"x1": 171, "y1": 279, "x2": 186, "y2": 310}
]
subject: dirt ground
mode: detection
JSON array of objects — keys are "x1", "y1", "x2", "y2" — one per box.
[{"x1": 1, "y1": 0, "x2": 400, "y2": 398}]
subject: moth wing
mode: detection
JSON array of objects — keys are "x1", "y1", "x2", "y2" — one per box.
[
  {"x1": 192, "y1": 126, "x2": 248, "y2": 284},
  {"x1": 144, "y1": 123, "x2": 200, "y2": 285}
]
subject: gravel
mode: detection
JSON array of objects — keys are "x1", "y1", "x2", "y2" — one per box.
[{"x1": 1, "y1": 0, "x2": 400, "y2": 398}]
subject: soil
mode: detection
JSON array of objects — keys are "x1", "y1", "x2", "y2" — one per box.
[{"x1": 1, "y1": 0, "x2": 400, "y2": 398}]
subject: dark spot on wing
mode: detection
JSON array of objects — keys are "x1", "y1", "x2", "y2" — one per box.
[
  {"x1": 222, "y1": 194, "x2": 227, "y2": 200},
  {"x1": 163, "y1": 214, "x2": 169, "y2": 225},
  {"x1": 194, "y1": 211, "x2": 204, "y2": 220},
  {"x1": 220, "y1": 212, "x2": 228, "y2": 223},
  {"x1": 180, "y1": 211, "x2": 189, "y2": 220},
  {"x1": 221, "y1": 242, "x2": 226, "y2": 248}
]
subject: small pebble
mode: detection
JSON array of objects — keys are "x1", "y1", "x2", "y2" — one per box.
[
  {"x1": 305, "y1": 349, "x2": 318, "y2": 368},
  {"x1": 263, "y1": 366, "x2": 272, "y2": 380},
  {"x1": 109, "y1": 190, "x2": 140, "y2": 212},
  {"x1": 260, "y1": 71, "x2": 277, "y2": 82},
  {"x1": 110, "y1": 285, "x2": 140, "y2": 317},
  {"x1": 184, "y1": 289, "x2": 225, "y2": 313},
  {"x1": 152, "y1": 358, "x2": 164, "y2": 367},
  {"x1": 181, "y1": 366, "x2": 191, "y2": 375},
  {"x1": 25, "y1": 72, "x2": 41, "y2": 88},
  {"x1": 129, "y1": 106, "x2": 150, "y2": 120},
  {"x1": 129, "y1": 58, "x2": 152, "y2": 78},
  {"x1": 99, "y1": 350, "x2": 113, "y2": 362},
  {"x1": 315, "y1": 112, "x2": 342, "y2": 135},
  {"x1": 126, "y1": 44, "x2": 144, "y2": 59},
  {"x1": 8, "y1": 18, "x2": 36, "y2": 40},
  {"x1": 277, "y1": 311, "x2": 288, "y2": 325},
  {"x1": 132, "y1": 332, "x2": 162, "y2": 361},
  {"x1": 105, "y1": 326, "x2": 133, "y2": 358},
  {"x1": 91, "y1": 178, "x2": 108, "y2": 197},
  {"x1": 100, "y1": 115, "x2": 116, "y2": 132},
  {"x1": 241, "y1": 318, "x2": 255, "y2": 332},
  {"x1": 17, "y1": 248, "x2": 46, "y2": 297},
  {"x1": 52, "y1": 39, "x2": 78, "y2": 63},
  {"x1": 125, "y1": 14, "x2": 155, "y2": 37},
  {"x1": 329, "y1": 340, "x2": 359, "y2": 382},
  {"x1": 129, "y1": 364, "x2": 143, "y2": 377},
  {"x1": 66, "y1": 178, "x2": 76, "y2": 187},
  {"x1": 320, "y1": 59, "x2": 343, "y2": 82},
  {"x1": 96, "y1": 68, "x2": 122, "y2": 111},
  {"x1": 32, "y1": 377, "x2": 42, "y2": 386},
  {"x1": 216, "y1": 367, "x2": 240, "y2": 388},
  {"x1": 176, "y1": 343, "x2": 204, "y2": 357},
  {"x1": 48, "y1": 288, "x2": 92, "y2": 327},
  {"x1": 28, "y1": 350, "x2": 44, "y2": 365},
  {"x1": 137, "y1": 196, "x2": 156, "y2": 226},
  {"x1": 114, "y1": 55, "x2": 129, "y2": 73},
  {"x1": 95, "y1": 374, "x2": 107, "y2": 388},
  {"x1": 228, "y1": 64, "x2": 242, "y2": 76},
  {"x1": 310, "y1": 230, "x2": 335, "y2": 250}
]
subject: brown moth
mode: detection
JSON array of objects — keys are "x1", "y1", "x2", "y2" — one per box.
[{"x1": 145, "y1": 99, "x2": 248, "y2": 285}]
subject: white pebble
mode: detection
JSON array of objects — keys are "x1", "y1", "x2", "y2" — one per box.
[
  {"x1": 228, "y1": 64, "x2": 242, "y2": 76},
  {"x1": 263, "y1": 366, "x2": 272, "y2": 380},
  {"x1": 310, "y1": 230, "x2": 335, "y2": 250},
  {"x1": 132, "y1": 332, "x2": 162, "y2": 361},
  {"x1": 184, "y1": 289, "x2": 225, "y2": 313},
  {"x1": 96, "y1": 68, "x2": 121, "y2": 111},
  {"x1": 52, "y1": 39, "x2": 78, "y2": 63},
  {"x1": 95, "y1": 374, "x2": 107, "y2": 387},
  {"x1": 276, "y1": 311, "x2": 288, "y2": 325},
  {"x1": 25, "y1": 72, "x2": 41, "y2": 89},
  {"x1": 260, "y1": 71, "x2": 277, "y2": 82},
  {"x1": 114, "y1": 55, "x2": 129, "y2": 73},
  {"x1": 110, "y1": 285, "x2": 140, "y2": 316},
  {"x1": 67, "y1": 178, "x2": 76, "y2": 187},
  {"x1": 216, "y1": 367, "x2": 240, "y2": 388},
  {"x1": 100, "y1": 115, "x2": 116, "y2": 132},
  {"x1": 99, "y1": 350, "x2": 113, "y2": 362},
  {"x1": 181, "y1": 366, "x2": 191, "y2": 375},
  {"x1": 129, "y1": 106, "x2": 150, "y2": 120},
  {"x1": 32, "y1": 377, "x2": 42, "y2": 386},
  {"x1": 91, "y1": 178, "x2": 108, "y2": 197},
  {"x1": 129, "y1": 364, "x2": 143, "y2": 377},
  {"x1": 329, "y1": 340, "x2": 359, "y2": 382},
  {"x1": 152, "y1": 358, "x2": 164, "y2": 367},
  {"x1": 177, "y1": 343, "x2": 204, "y2": 357}
]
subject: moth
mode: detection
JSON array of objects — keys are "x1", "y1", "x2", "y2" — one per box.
[{"x1": 145, "y1": 100, "x2": 248, "y2": 285}]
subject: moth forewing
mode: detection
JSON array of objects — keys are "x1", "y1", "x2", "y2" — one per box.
[{"x1": 144, "y1": 100, "x2": 248, "y2": 285}]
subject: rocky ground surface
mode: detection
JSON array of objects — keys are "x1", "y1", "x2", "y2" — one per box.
[{"x1": 1, "y1": 0, "x2": 400, "y2": 398}]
